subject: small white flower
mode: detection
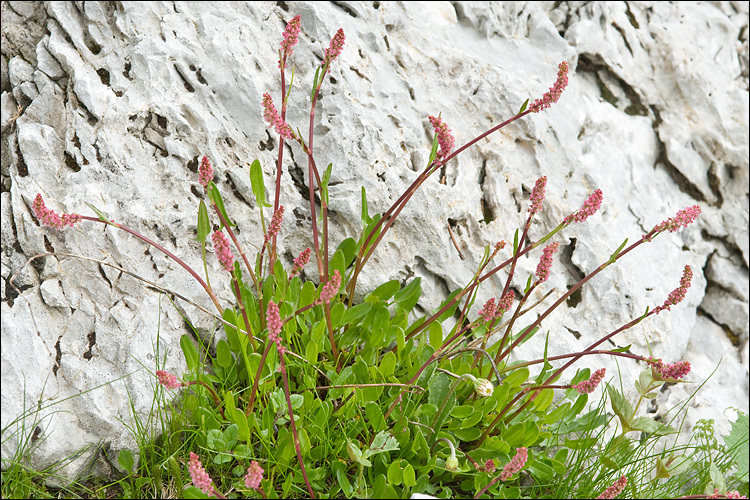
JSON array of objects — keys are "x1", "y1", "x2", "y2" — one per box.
[{"x1": 473, "y1": 378, "x2": 494, "y2": 398}]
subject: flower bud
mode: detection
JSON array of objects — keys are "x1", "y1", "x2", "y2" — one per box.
[
  {"x1": 473, "y1": 378, "x2": 494, "y2": 398},
  {"x1": 445, "y1": 454, "x2": 459, "y2": 471}
]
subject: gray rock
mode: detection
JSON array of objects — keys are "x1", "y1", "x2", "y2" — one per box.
[{"x1": 1, "y1": 1, "x2": 747, "y2": 485}]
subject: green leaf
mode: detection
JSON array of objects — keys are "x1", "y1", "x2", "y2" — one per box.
[
  {"x1": 403, "y1": 463, "x2": 416, "y2": 488},
  {"x1": 310, "y1": 66, "x2": 322, "y2": 102},
  {"x1": 724, "y1": 411, "x2": 749, "y2": 481},
  {"x1": 513, "y1": 228, "x2": 520, "y2": 255},
  {"x1": 519, "y1": 98, "x2": 530, "y2": 114},
  {"x1": 340, "y1": 302, "x2": 372, "y2": 326},
  {"x1": 449, "y1": 405, "x2": 474, "y2": 419},
  {"x1": 215, "y1": 339, "x2": 233, "y2": 369},
  {"x1": 630, "y1": 417, "x2": 677, "y2": 436},
  {"x1": 336, "y1": 468, "x2": 353, "y2": 497},
  {"x1": 609, "y1": 238, "x2": 628, "y2": 263},
  {"x1": 196, "y1": 200, "x2": 210, "y2": 243},
  {"x1": 528, "y1": 459, "x2": 554, "y2": 483},
  {"x1": 453, "y1": 427, "x2": 482, "y2": 442},
  {"x1": 85, "y1": 202, "x2": 110, "y2": 222},
  {"x1": 428, "y1": 129, "x2": 440, "y2": 165},
  {"x1": 365, "y1": 402, "x2": 387, "y2": 432},
  {"x1": 607, "y1": 385, "x2": 634, "y2": 431},
  {"x1": 117, "y1": 449, "x2": 134, "y2": 472},
  {"x1": 394, "y1": 278, "x2": 422, "y2": 312},
  {"x1": 504, "y1": 367, "x2": 530, "y2": 388},
  {"x1": 388, "y1": 460, "x2": 404, "y2": 486},
  {"x1": 428, "y1": 322, "x2": 444, "y2": 349},
  {"x1": 533, "y1": 388, "x2": 554, "y2": 412},
  {"x1": 368, "y1": 280, "x2": 400, "y2": 301},
  {"x1": 180, "y1": 335, "x2": 199, "y2": 371},
  {"x1": 250, "y1": 160, "x2": 271, "y2": 208},
  {"x1": 361, "y1": 186, "x2": 373, "y2": 225},
  {"x1": 336, "y1": 237, "x2": 358, "y2": 268},
  {"x1": 611, "y1": 344, "x2": 632, "y2": 353},
  {"x1": 379, "y1": 351, "x2": 397, "y2": 378},
  {"x1": 367, "y1": 430, "x2": 399, "y2": 457},
  {"x1": 320, "y1": 163, "x2": 333, "y2": 205},
  {"x1": 207, "y1": 184, "x2": 235, "y2": 228}
]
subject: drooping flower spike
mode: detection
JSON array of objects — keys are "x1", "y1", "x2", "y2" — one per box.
[
  {"x1": 279, "y1": 15, "x2": 301, "y2": 68},
  {"x1": 262, "y1": 93, "x2": 295, "y2": 140},
  {"x1": 535, "y1": 242, "x2": 559, "y2": 284},
  {"x1": 212, "y1": 230, "x2": 235, "y2": 272},
  {"x1": 500, "y1": 447, "x2": 528, "y2": 481},
  {"x1": 529, "y1": 61, "x2": 569, "y2": 113},
  {"x1": 32, "y1": 194, "x2": 82, "y2": 230}
]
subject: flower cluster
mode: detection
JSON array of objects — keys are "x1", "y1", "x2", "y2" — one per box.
[
  {"x1": 262, "y1": 93, "x2": 294, "y2": 140},
  {"x1": 290, "y1": 247, "x2": 311, "y2": 278},
  {"x1": 33, "y1": 194, "x2": 82, "y2": 230},
  {"x1": 188, "y1": 452, "x2": 215, "y2": 496},
  {"x1": 478, "y1": 298, "x2": 497, "y2": 322},
  {"x1": 654, "y1": 265, "x2": 692, "y2": 314},
  {"x1": 212, "y1": 230, "x2": 234, "y2": 272},
  {"x1": 648, "y1": 357, "x2": 691, "y2": 380},
  {"x1": 279, "y1": 15, "x2": 301, "y2": 68},
  {"x1": 596, "y1": 475, "x2": 627, "y2": 499},
  {"x1": 535, "y1": 242, "x2": 559, "y2": 284},
  {"x1": 265, "y1": 300, "x2": 286, "y2": 356},
  {"x1": 198, "y1": 156, "x2": 213, "y2": 189},
  {"x1": 528, "y1": 176, "x2": 547, "y2": 215},
  {"x1": 317, "y1": 270, "x2": 341, "y2": 304},
  {"x1": 244, "y1": 460, "x2": 264, "y2": 490},
  {"x1": 707, "y1": 489, "x2": 748, "y2": 499},
  {"x1": 322, "y1": 28, "x2": 345, "y2": 66},
  {"x1": 484, "y1": 459, "x2": 496, "y2": 473},
  {"x1": 497, "y1": 290, "x2": 514, "y2": 315},
  {"x1": 649, "y1": 205, "x2": 701, "y2": 237},
  {"x1": 156, "y1": 370, "x2": 182, "y2": 390},
  {"x1": 428, "y1": 115, "x2": 456, "y2": 162},
  {"x1": 265, "y1": 205, "x2": 285, "y2": 242},
  {"x1": 565, "y1": 189, "x2": 603, "y2": 224},
  {"x1": 573, "y1": 368, "x2": 606, "y2": 394},
  {"x1": 529, "y1": 61, "x2": 569, "y2": 113},
  {"x1": 500, "y1": 447, "x2": 528, "y2": 481}
]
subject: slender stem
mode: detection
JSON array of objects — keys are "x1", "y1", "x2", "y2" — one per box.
[
  {"x1": 278, "y1": 353, "x2": 315, "y2": 498},
  {"x1": 76, "y1": 216, "x2": 223, "y2": 313},
  {"x1": 245, "y1": 341, "x2": 273, "y2": 416},
  {"x1": 232, "y1": 277, "x2": 257, "y2": 351}
]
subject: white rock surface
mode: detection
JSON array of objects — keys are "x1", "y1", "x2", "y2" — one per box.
[{"x1": 1, "y1": 1, "x2": 748, "y2": 484}]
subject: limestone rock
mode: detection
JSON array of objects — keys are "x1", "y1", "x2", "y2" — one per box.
[{"x1": 1, "y1": 1, "x2": 747, "y2": 484}]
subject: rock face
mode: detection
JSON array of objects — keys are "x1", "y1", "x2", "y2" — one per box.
[{"x1": 2, "y1": 1, "x2": 748, "y2": 484}]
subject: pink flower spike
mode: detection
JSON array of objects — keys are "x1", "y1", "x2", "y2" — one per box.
[
  {"x1": 650, "y1": 205, "x2": 701, "y2": 237},
  {"x1": 33, "y1": 194, "x2": 82, "y2": 230},
  {"x1": 322, "y1": 28, "x2": 345, "y2": 66},
  {"x1": 596, "y1": 475, "x2": 627, "y2": 499},
  {"x1": 566, "y1": 189, "x2": 603, "y2": 224},
  {"x1": 212, "y1": 230, "x2": 235, "y2": 272},
  {"x1": 156, "y1": 370, "x2": 182, "y2": 390},
  {"x1": 188, "y1": 452, "x2": 214, "y2": 496},
  {"x1": 573, "y1": 368, "x2": 606, "y2": 394},
  {"x1": 529, "y1": 61, "x2": 569, "y2": 113},
  {"x1": 497, "y1": 290, "x2": 515, "y2": 315},
  {"x1": 428, "y1": 115, "x2": 456, "y2": 162},
  {"x1": 535, "y1": 242, "x2": 559, "y2": 284},
  {"x1": 654, "y1": 265, "x2": 692, "y2": 314},
  {"x1": 484, "y1": 459, "x2": 496, "y2": 473},
  {"x1": 261, "y1": 93, "x2": 294, "y2": 140},
  {"x1": 245, "y1": 460, "x2": 264, "y2": 490},
  {"x1": 648, "y1": 357, "x2": 691, "y2": 380},
  {"x1": 500, "y1": 447, "x2": 527, "y2": 481},
  {"x1": 265, "y1": 205, "x2": 285, "y2": 242},
  {"x1": 279, "y1": 15, "x2": 301, "y2": 68},
  {"x1": 478, "y1": 298, "x2": 497, "y2": 322},
  {"x1": 528, "y1": 176, "x2": 547, "y2": 215},
  {"x1": 266, "y1": 300, "x2": 283, "y2": 344},
  {"x1": 318, "y1": 270, "x2": 342, "y2": 304},
  {"x1": 290, "y1": 247, "x2": 311, "y2": 278},
  {"x1": 199, "y1": 156, "x2": 213, "y2": 189}
]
